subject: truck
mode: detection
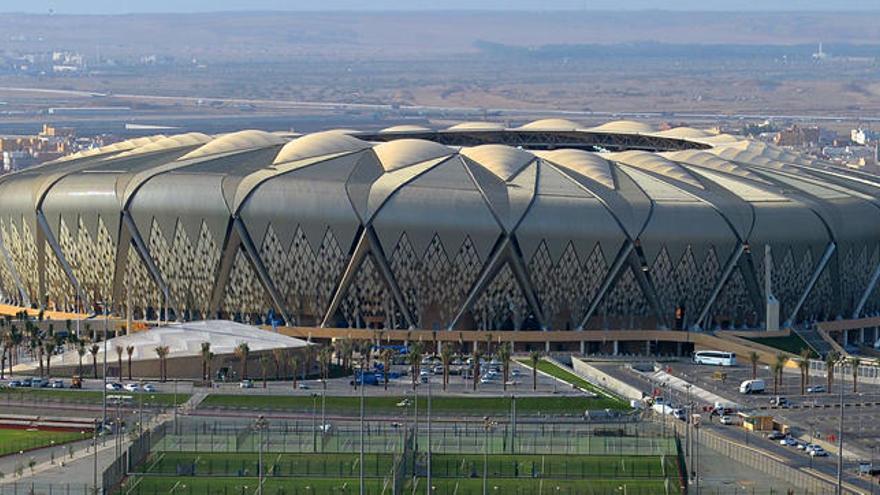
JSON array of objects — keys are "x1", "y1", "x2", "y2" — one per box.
[{"x1": 739, "y1": 379, "x2": 765, "y2": 394}]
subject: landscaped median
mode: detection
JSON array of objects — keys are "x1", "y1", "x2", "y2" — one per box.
[
  {"x1": 199, "y1": 393, "x2": 628, "y2": 416},
  {"x1": 0, "y1": 387, "x2": 189, "y2": 407},
  {"x1": 517, "y1": 358, "x2": 629, "y2": 409},
  {"x1": 0, "y1": 427, "x2": 90, "y2": 457}
]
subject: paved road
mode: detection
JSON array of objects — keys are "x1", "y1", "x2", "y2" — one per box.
[{"x1": 596, "y1": 362, "x2": 878, "y2": 493}]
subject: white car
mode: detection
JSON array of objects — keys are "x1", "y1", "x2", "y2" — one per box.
[
  {"x1": 780, "y1": 437, "x2": 798, "y2": 447},
  {"x1": 719, "y1": 415, "x2": 737, "y2": 425},
  {"x1": 297, "y1": 383, "x2": 310, "y2": 390},
  {"x1": 239, "y1": 380, "x2": 254, "y2": 389},
  {"x1": 123, "y1": 383, "x2": 140, "y2": 392},
  {"x1": 809, "y1": 446, "x2": 828, "y2": 457},
  {"x1": 142, "y1": 383, "x2": 156, "y2": 393},
  {"x1": 105, "y1": 382, "x2": 122, "y2": 391}
]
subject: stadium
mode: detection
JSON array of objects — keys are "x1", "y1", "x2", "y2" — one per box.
[{"x1": 0, "y1": 119, "x2": 878, "y2": 341}]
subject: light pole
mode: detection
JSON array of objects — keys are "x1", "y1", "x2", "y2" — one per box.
[
  {"x1": 102, "y1": 307, "x2": 108, "y2": 432},
  {"x1": 359, "y1": 361, "x2": 365, "y2": 495},
  {"x1": 836, "y1": 356, "x2": 846, "y2": 495},
  {"x1": 482, "y1": 416, "x2": 496, "y2": 495},
  {"x1": 311, "y1": 393, "x2": 318, "y2": 453},
  {"x1": 255, "y1": 415, "x2": 268, "y2": 495},
  {"x1": 427, "y1": 375, "x2": 432, "y2": 494},
  {"x1": 92, "y1": 419, "x2": 98, "y2": 495},
  {"x1": 684, "y1": 383, "x2": 692, "y2": 458}
]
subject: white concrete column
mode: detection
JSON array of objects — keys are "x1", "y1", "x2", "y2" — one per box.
[
  {"x1": 645, "y1": 341, "x2": 651, "y2": 356},
  {"x1": 580, "y1": 340, "x2": 585, "y2": 355},
  {"x1": 613, "y1": 340, "x2": 619, "y2": 356},
  {"x1": 545, "y1": 341, "x2": 550, "y2": 352},
  {"x1": 860, "y1": 328, "x2": 866, "y2": 344}
]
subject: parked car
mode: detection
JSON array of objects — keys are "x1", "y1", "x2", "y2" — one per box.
[
  {"x1": 719, "y1": 415, "x2": 737, "y2": 425},
  {"x1": 780, "y1": 437, "x2": 798, "y2": 447},
  {"x1": 49, "y1": 379, "x2": 65, "y2": 389},
  {"x1": 7, "y1": 380, "x2": 22, "y2": 388},
  {"x1": 123, "y1": 383, "x2": 140, "y2": 392},
  {"x1": 20, "y1": 377, "x2": 33, "y2": 387},
  {"x1": 767, "y1": 431, "x2": 785, "y2": 440},
  {"x1": 239, "y1": 380, "x2": 254, "y2": 389},
  {"x1": 806, "y1": 385, "x2": 826, "y2": 394},
  {"x1": 769, "y1": 396, "x2": 790, "y2": 407},
  {"x1": 672, "y1": 409, "x2": 687, "y2": 421},
  {"x1": 31, "y1": 378, "x2": 49, "y2": 388},
  {"x1": 297, "y1": 383, "x2": 310, "y2": 390},
  {"x1": 810, "y1": 447, "x2": 828, "y2": 457},
  {"x1": 105, "y1": 382, "x2": 122, "y2": 391},
  {"x1": 142, "y1": 383, "x2": 156, "y2": 393},
  {"x1": 511, "y1": 369, "x2": 521, "y2": 377}
]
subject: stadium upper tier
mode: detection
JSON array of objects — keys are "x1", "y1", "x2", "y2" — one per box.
[{"x1": 0, "y1": 120, "x2": 878, "y2": 332}]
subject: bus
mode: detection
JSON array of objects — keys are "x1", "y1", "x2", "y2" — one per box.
[{"x1": 693, "y1": 350, "x2": 736, "y2": 367}]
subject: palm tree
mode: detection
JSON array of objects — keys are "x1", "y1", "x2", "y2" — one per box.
[
  {"x1": 115, "y1": 345, "x2": 124, "y2": 381},
  {"x1": 529, "y1": 350, "x2": 542, "y2": 391},
  {"x1": 235, "y1": 343, "x2": 250, "y2": 380},
  {"x1": 380, "y1": 348, "x2": 396, "y2": 391},
  {"x1": 440, "y1": 345, "x2": 453, "y2": 391},
  {"x1": 798, "y1": 357, "x2": 809, "y2": 395},
  {"x1": 318, "y1": 346, "x2": 332, "y2": 390},
  {"x1": 408, "y1": 342, "x2": 424, "y2": 391},
  {"x1": 799, "y1": 348, "x2": 812, "y2": 393},
  {"x1": 260, "y1": 355, "x2": 269, "y2": 388},
  {"x1": 851, "y1": 357, "x2": 861, "y2": 393},
  {"x1": 126, "y1": 345, "x2": 135, "y2": 380},
  {"x1": 76, "y1": 341, "x2": 86, "y2": 377},
  {"x1": 89, "y1": 344, "x2": 100, "y2": 379},
  {"x1": 272, "y1": 348, "x2": 286, "y2": 380},
  {"x1": 497, "y1": 342, "x2": 512, "y2": 391},
  {"x1": 43, "y1": 341, "x2": 55, "y2": 378},
  {"x1": 772, "y1": 353, "x2": 786, "y2": 395},
  {"x1": 200, "y1": 342, "x2": 212, "y2": 381},
  {"x1": 289, "y1": 355, "x2": 300, "y2": 390},
  {"x1": 154, "y1": 346, "x2": 170, "y2": 382},
  {"x1": 471, "y1": 344, "x2": 482, "y2": 392},
  {"x1": 825, "y1": 351, "x2": 838, "y2": 392},
  {"x1": 748, "y1": 351, "x2": 760, "y2": 380}
]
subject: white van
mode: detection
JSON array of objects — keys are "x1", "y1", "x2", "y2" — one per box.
[{"x1": 739, "y1": 379, "x2": 765, "y2": 394}]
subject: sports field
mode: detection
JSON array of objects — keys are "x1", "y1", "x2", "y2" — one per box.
[
  {"x1": 0, "y1": 427, "x2": 88, "y2": 457},
  {"x1": 114, "y1": 420, "x2": 684, "y2": 495},
  {"x1": 199, "y1": 394, "x2": 627, "y2": 415}
]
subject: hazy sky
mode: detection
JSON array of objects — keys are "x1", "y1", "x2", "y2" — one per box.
[{"x1": 3, "y1": 0, "x2": 879, "y2": 14}]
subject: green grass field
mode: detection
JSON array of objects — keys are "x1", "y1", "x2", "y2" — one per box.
[
  {"x1": 522, "y1": 359, "x2": 625, "y2": 404},
  {"x1": 199, "y1": 393, "x2": 624, "y2": 415},
  {"x1": 0, "y1": 388, "x2": 189, "y2": 407},
  {"x1": 0, "y1": 428, "x2": 89, "y2": 457},
  {"x1": 745, "y1": 334, "x2": 815, "y2": 357}
]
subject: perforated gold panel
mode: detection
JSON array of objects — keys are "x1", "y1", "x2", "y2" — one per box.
[
  {"x1": 529, "y1": 241, "x2": 608, "y2": 330},
  {"x1": 221, "y1": 247, "x2": 273, "y2": 321},
  {"x1": 260, "y1": 224, "x2": 347, "y2": 326}
]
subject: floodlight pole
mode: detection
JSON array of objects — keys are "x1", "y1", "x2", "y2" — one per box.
[
  {"x1": 359, "y1": 362, "x2": 365, "y2": 495},
  {"x1": 102, "y1": 307, "x2": 108, "y2": 434},
  {"x1": 427, "y1": 377, "x2": 432, "y2": 494},
  {"x1": 837, "y1": 358, "x2": 845, "y2": 495}
]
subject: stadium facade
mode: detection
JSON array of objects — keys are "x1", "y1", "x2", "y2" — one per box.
[{"x1": 0, "y1": 119, "x2": 879, "y2": 334}]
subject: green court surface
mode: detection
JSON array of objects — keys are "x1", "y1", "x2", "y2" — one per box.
[
  {"x1": 405, "y1": 478, "x2": 677, "y2": 495},
  {"x1": 199, "y1": 394, "x2": 624, "y2": 415},
  {"x1": 119, "y1": 476, "x2": 391, "y2": 495},
  {"x1": 138, "y1": 452, "x2": 397, "y2": 478},
  {"x1": 0, "y1": 427, "x2": 88, "y2": 457}
]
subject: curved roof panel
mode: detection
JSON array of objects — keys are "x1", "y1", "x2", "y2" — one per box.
[
  {"x1": 609, "y1": 150, "x2": 703, "y2": 189},
  {"x1": 662, "y1": 149, "x2": 769, "y2": 184},
  {"x1": 446, "y1": 121, "x2": 506, "y2": 131},
  {"x1": 517, "y1": 118, "x2": 581, "y2": 131},
  {"x1": 379, "y1": 124, "x2": 433, "y2": 133},
  {"x1": 534, "y1": 149, "x2": 615, "y2": 189},
  {"x1": 589, "y1": 120, "x2": 655, "y2": 134},
  {"x1": 273, "y1": 132, "x2": 371, "y2": 164},
  {"x1": 178, "y1": 129, "x2": 287, "y2": 161},
  {"x1": 460, "y1": 144, "x2": 535, "y2": 181},
  {"x1": 651, "y1": 127, "x2": 714, "y2": 139},
  {"x1": 372, "y1": 139, "x2": 453, "y2": 172}
]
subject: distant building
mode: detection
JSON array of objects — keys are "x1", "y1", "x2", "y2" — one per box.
[{"x1": 774, "y1": 125, "x2": 820, "y2": 147}]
